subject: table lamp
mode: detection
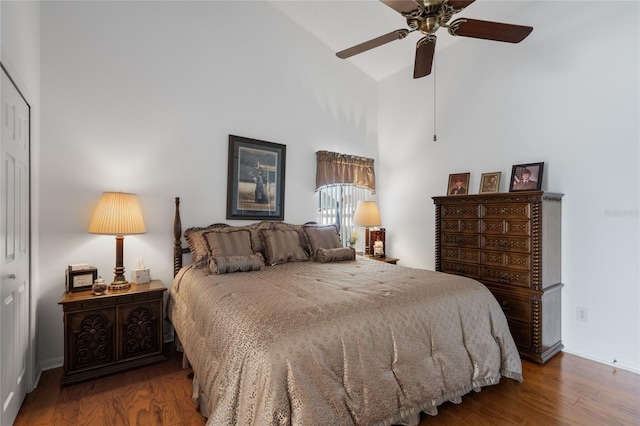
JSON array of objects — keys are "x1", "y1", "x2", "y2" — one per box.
[
  {"x1": 88, "y1": 192, "x2": 146, "y2": 290},
  {"x1": 353, "y1": 201, "x2": 381, "y2": 256}
]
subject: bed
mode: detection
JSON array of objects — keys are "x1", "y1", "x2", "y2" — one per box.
[{"x1": 167, "y1": 198, "x2": 522, "y2": 425}]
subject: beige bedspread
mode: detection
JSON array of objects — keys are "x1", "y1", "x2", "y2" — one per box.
[{"x1": 168, "y1": 257, "x2": 522, "y2": 426}]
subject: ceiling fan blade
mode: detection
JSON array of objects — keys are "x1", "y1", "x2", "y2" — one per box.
[
  {"x1": 413, "y1": 36, "x2": 436, "y2": 79},
  {"x1": 446, "y1": 0, "x2": 476, "y2": 11},
  {"x1": 448, "y1": 18, "x2": 533, "y2": 43},
  {"x1": 379, "y1": 0, "x2": 421, "y2": 15},
  {"x1": 336, "y1": 29, "x2": 410, "y2": 59}
]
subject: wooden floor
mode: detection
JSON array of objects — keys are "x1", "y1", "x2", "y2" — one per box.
[{"x1": 14, "y1": 345, "x2": 640, "y2": 426}]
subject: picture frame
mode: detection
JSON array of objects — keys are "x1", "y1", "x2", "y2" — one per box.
[
  {"x1": 227, "y1": 135, "x2": 286, "y2": 220},
  {"x1": 447, "y1": 172, "x2": 470, "y2": 196},
  {"x1": 509, "y1": 162, "x2": 544, "y2": 192},
  {"x1": 479, "y1": 172, "x2": 501, "y2": 194},
  {"x1": 65, "y1": 266, "x2": 98, "y2": 293}
]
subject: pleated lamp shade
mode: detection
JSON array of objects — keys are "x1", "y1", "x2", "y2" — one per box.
[{"x1": 89, "y1": 192, "x2": 146, "y2": 236}]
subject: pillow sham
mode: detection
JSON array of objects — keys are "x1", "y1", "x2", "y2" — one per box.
[
  {"x1": 208, "y1": 254, "x2": 265, "y2": 274},
  {"x1": 315, "y1": 247, "x2": 356, "y2": 263},
  {"x1": 270, "y1": 222, "x2": 311, "y2": 255},
  {"x1": 184, "y1": 223, "x2": 228, "y2": 268},
  {"x1": 303, "y1": 224, "x2": 342, "y2": 257},
  {"x1": 204, "y1": 228, "x2": 254, "y2": 257},
  {"x1": 259, "y1": 229, "x2": 309, "y2": 265}
]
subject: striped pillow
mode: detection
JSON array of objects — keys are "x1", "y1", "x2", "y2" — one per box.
[
  {"x1": 303, "y1": 224, "x2": 342, "y2": 258},
  {"x1": 184, "y1": 223, "x2": 229, "y2": 268},
  {"x1": 208, "y1": 254, "x2": 265, "y2": 274},
  {"x1": 203, "y1": 229, "x2": 254, "y2": 257},
  {"x1": 259, "y1": 229, "x2": 309, "y2": 265},
  {"x1": 316, "y1": 247, "x2": 356, "y2": 263}
]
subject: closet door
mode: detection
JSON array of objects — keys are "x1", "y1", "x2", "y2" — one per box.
[{"x1": 1, "y1": 66, "x2": 31, "y2": 426}]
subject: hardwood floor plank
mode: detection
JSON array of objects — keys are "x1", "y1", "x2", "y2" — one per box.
[{"x1": 14, "y1": 348, "x2": 639, "y2": 426}]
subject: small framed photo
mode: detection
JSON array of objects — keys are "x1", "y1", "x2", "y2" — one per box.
[
  {"x1": 65, "y1": 266, "x2": 98, "y2": 293},
  {"x1": 227, "y1": 135, "x2": 286, "y2": 220},
  {"x1": 447, "y1": 172, "x2": 470, "y2": 195},
  {"x1": 509, "y1": 162, "x2": 544, "y2": 192},
  {"x1": 479, "y1": 172, "x2": 501, "y2": 194}
]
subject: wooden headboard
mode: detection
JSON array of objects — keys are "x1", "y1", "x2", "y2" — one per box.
[{"x1": 173, "y1": 197, "x2": 190, "y2": 276}]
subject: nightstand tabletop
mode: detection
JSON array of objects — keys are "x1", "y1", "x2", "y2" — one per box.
[{"x1": 59, "y1": 280, "x2": 166, "y2": 305}]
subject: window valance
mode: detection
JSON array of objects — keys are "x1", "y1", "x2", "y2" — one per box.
[{"x1": 315, "y1": 151, "x2": 376, "y2": 193}]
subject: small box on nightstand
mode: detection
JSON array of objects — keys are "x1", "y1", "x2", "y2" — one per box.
[{"x1": 131, "y1": 268, "x2": 150, "y2": 284}]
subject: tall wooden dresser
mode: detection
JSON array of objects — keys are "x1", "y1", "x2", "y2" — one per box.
[{"x1": 433, "y1": 191, "x2": 563, "y2": 364}]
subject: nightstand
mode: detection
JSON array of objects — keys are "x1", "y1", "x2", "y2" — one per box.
[
  {"x1": 58, "y1": 280, "x2": 167, "y2": 385},
  {"x1": 368, "y1": 256, "x2": 399, "y2": 265}
]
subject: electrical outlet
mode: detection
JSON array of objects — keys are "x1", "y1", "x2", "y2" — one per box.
[{"x1": 576, "y1": 306, "x2": 588, "y2": 322}]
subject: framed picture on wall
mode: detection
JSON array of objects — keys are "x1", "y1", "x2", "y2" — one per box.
[
  {"x1": 479, "y1": 172, "x2": 501, "y2": 194},
  {"x1": 447, "y1": 172, "x2": 470, "y2": 195},
  {"x1": 509, "y1": 162, "x2": 544, "y2": 192},
  {"x1": 227, "y1": 135, "x2": 286, "y2": 220}
]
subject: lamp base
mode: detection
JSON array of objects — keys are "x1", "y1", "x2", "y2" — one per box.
[
  {"x1": 109, "y1": 281, "x2": 131, "y2": 291},
  {"x1": 110, "y1": 271, "x2": 130, "y2": 291}
]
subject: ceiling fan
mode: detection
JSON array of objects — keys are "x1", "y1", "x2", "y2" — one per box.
[{"x1": 336, "y1": 0, "x2": 533, "y2": 78}]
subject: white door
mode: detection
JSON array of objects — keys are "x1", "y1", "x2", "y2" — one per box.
[{"x1": 0, "y1": 66, "x2": 30, "y2": 426}]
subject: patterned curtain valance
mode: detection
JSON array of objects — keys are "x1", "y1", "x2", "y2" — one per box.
[{"x1": 315, "y1": 150, "x2": 376, "y2": 193}]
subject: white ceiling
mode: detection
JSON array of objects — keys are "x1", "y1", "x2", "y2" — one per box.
[{"x1": 269, "y1": 0, "x2": 538, "y2": 81}]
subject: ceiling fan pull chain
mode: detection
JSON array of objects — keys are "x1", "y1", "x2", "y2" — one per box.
[{"x1": 433, "y1": 55, "x2": 437, "y2": 142}]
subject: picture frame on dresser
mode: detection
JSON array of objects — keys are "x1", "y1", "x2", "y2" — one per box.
[
  {"x1": 227, "y1": 135, "x2": 286, "y2": 220},
  {"x1": 447, "y1": 172, "x2": 470, "y2": 195},
  {"x1": 479, "y1": 172, "x2": 501, "y2": 194},
  {"x1": 510, "y1": 162, "x2": 544, "y2": 192}
]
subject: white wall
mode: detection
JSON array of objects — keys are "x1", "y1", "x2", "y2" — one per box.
[
  {"x1": 39, "y1": 1, "x2": 377, "y2": 367},
  {"x1": 378, "y1": 1, "x2": 639, "y2": 371}
]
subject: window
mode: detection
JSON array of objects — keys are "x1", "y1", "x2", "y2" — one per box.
[
  {"x1": 317, "y1": 185, "x2": 368, "y2": 247},
  {"x1": 315, "y1": 150, "x2": 375, "y2": 247}
]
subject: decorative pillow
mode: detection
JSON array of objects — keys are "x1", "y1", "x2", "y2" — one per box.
[
  {"x1": 316, "y1": 247, "x2": 356, "y2": 263},
  {"x1": 203, "y1": 229, "x2": 254, "y2": 257},
  {"x1": 259, "y1": 229, "x2": 309, "y2": 265},
  {"x1": 208, "y1": 254, "x2": 265, "y2": 274},
  {"x1": 270, "y1": 222, "x2": 311, "y2": 255},
  {"x1": 247, "y1": 221, "x2": 273, "y2": 255},
  {"x1": 303, "y1": 224, "x2": 342, "y2": 258},
  {"x1": 184, "y1": 223, "x2": 229, "y2": 268}
]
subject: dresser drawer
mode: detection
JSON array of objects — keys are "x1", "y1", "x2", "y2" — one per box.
[
  {"x1": 492, "y1": 293, "x2": 532, "y2": 323},
  {"x1": 481, "y1": 251, "x2": 530, "y2": 271},
  {"x1": 442, "y1": 247, "x2": 480, "y2": 264},
  {"x1": 482, "y1": 219, "x2": 530, "y2": 236},
  {"x1": 442, "y1": 218, "x2": 480, "y2": 233},
  {"x1": 441, "y1": 261, "x2": 480, "y2": 279},
  {"x1": 481, "y1": 266, "x2": 531, "y2": 287},
  {"x1": 482, "y1": 203, "x2": 530, "y2": 219},
  {"x1": 440, "y1": 204, "x2": 480, "y2": 219},
  {"x1": 482, "y1": 235, "x2": 530, "y2": 253},
  {"x1": 442, "y1": 233, "x2": 480, "y2": 248},
  {"x1": 507, "y1": 320, "x2": 533, "y2": 350}
]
